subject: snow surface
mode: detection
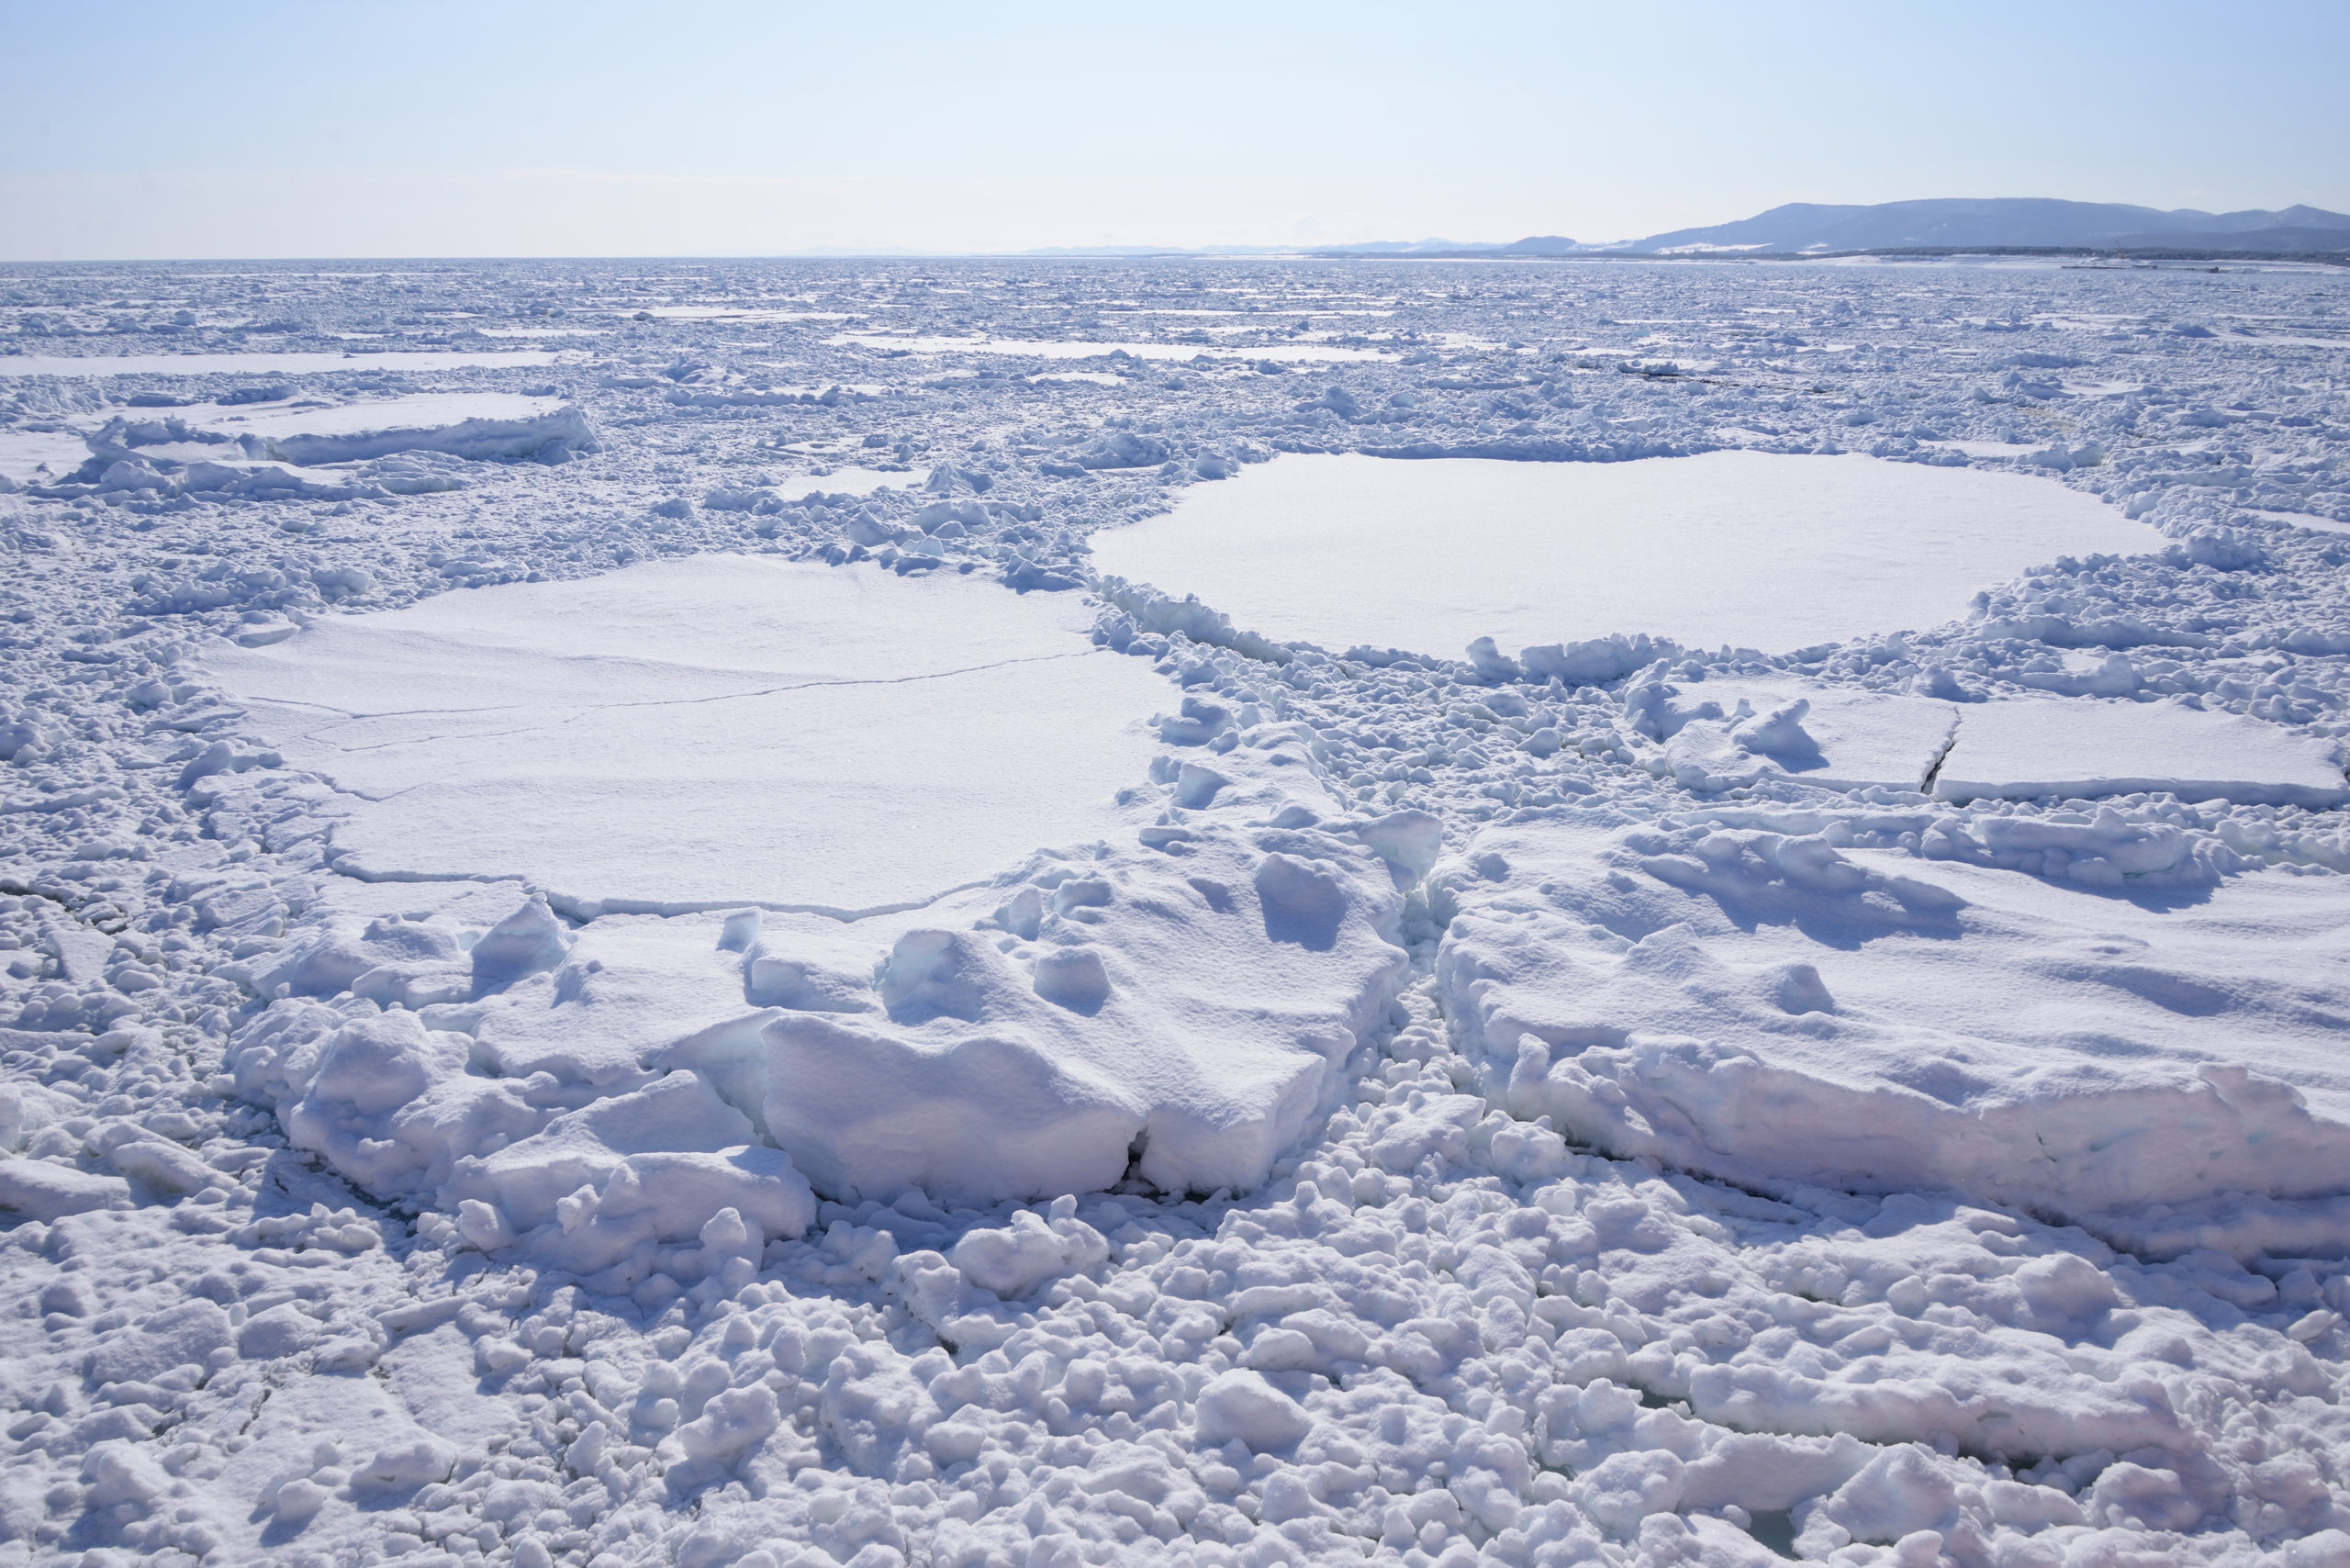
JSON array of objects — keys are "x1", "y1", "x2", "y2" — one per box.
[
  {"x1": 1934, "y1": 696, "x2": 2347, "y2": 808},
  {"x1": 1091, "y1": 451, "x2": 2163, "y2": 660},
  {"x1": 0, "y1": 429, "x2": 91, "y2": 485},
  {"x1": 207, "y1": 555, "x2": 1179, "y2": 913},
  {"x1": 5, "y1": 257, "x2": 2350, "y2": 1568}
]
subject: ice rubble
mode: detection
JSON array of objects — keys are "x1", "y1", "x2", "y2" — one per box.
[
  {"x1": 1089, "y1": 450, "x2": 2163, "y2": 660},
  {"x1": 1435, "y1": 814, "x2": 2350, "y2": 1222},
  {"x1": 219, "y1": 742, "x2": 1415, "y2": 1225},
  {"x1": 208, "y1": 555, "x2": 1180, "y2": 914}
]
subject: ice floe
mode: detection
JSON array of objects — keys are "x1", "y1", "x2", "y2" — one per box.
[
  {"x1": 208, "y1": 555, "x2": 1176, "y2": 914},
  {"x1": 1436, "y1": 814, "x2": 2350, "y2": 1222},
  {"x1": 0, "y1": 350, "x2": 565, "y2": 377},
  {"x1": 1934, "y1": 695, "x2": 2347, "y2": 808},
  {"x1": 1091, "y1": 450, "x2": 2164, "y2": 660}
]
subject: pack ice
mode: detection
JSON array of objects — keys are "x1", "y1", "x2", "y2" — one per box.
[{"x1": 9, "y1": 255, "x2": 2350, "y2": 1568}]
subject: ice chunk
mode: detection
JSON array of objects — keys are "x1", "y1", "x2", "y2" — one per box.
[
  {"x1": 191, "y1": 392, "x2": 595, "y2": 464},
  {"x1": 0, "y1": 1158, "x2": 131, "y2": 1221},
  {"x1": 1192, "y1": 1371, "x2": 1311, "y2": 1450},
  {"x1": 1934, "y1": 697, "x2": 2346, "y2": 807},
  {"x1": 950, "y1": 1206, "x2": 1109, "y2": 1298},
  {"x1": 753, "y1": 824, "x2": 1402, "y2": 1202},
  {"x1": 1091, "y1": 451, "x2": 2159, "y2": 660},
  {"x1": 1438, "y1": 817, "x2": 2350, "y2": 1220}
]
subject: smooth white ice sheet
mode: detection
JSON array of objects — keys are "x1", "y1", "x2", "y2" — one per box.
[
  {"x1": 1936, "y1": 698, "x2": 2347, "y2": 808},
  {"x1": 1091, "y1": 451, "x2": 2163, "y2": 659},
  {"x1": 207, "y1": 557, "x2": 1176, "y2": 915},
  {"x1": 0, "y1": 428, "x2": 95, "y2": 482}
]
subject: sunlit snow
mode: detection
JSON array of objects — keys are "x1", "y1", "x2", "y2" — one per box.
[
  {"x1": 6, "y1": 254, "x2": 2350, "y2": 1568},
  {"x1": 1091, "y1": 449, "x2": 2163, "y2": 658}
]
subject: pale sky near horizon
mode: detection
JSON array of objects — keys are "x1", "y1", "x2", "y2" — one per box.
[{"x1": 2, "y1": 0, "x2": 2344, "y2": 261}]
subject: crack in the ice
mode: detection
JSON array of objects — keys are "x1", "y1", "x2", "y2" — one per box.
[
  {"x1": 321, "y1": 852, "x2": 991, "y2": 925},
  {"x1": 282, "y1": 649, "x2": 1100, "y2": 756},
  {"x1": 1918, "y1": 711, "x2": 1962, "y2": 793}
]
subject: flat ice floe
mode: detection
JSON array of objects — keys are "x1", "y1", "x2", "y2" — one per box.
[
  {"x1": 0, "y1": 349, "x2": 563, "y2": 376},
  {"x1": 1933, "y1": 696, "x2": 2347, "y2": 808},
  {"x1": 1436, "y1": 816, "x2": 2350, "y2": 1226},
  {"x1": 208, "y1": 556, "x2": 1173, "y2": 914},
  {"x1": 212, "y1": 556, "x2": 1418, "y2": 1214},
  {"x1": 1639, "y1": 676, "x2": 2344, "y2": 806},
  {"x1": 1091, "y1": 450, "x2": 2163, "y2": 660},
  {"x1": 185, "y1": 391, "x2": 593, "y2": 465}
]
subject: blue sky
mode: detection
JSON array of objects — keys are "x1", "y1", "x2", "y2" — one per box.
[{"x1": 2, "y1": 0, "x2": 2345, "y2": 259}]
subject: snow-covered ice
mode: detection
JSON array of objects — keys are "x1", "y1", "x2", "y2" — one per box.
[
  {"x1": 208, "y1": 555, "x2": 1175, "y2": 913},
  {"x1": 1435, "y1": 813, "x2": 2350, "y2": 1221},
  {"x1": 5, "y1": 256, "x2": 2350, "y2": 1567},
  {"x1": 186, "y1": 392, "x2": 594, "y2": 466},
  {"x1": 1091, "y1": 450, "x2": 2163, "y2": 660},
  {"x1": 1934, "y1": 696, "x2": 2347, "y2": 807}
]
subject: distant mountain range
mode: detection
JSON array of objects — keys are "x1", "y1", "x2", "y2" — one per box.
[{"x1": 1306, "y1": 198, "x2": 2350, "y2": 261}]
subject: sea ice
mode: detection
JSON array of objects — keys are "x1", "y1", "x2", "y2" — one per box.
[
  {"x1": 1437, "y1": 814, "x2": 2350, "y2": 1222},
  {"x1": 185, "y1": 391, "x2": 594, "y2": 465},
  {"x1": 1934, "y1": 696, "x2": 2347, "y2": 808},
  {"x1": 208, "y1": 556, "x2": 1175, "y2": 914},
  {"x1": 1090, "y1": 450, "x2": 2163, "y2": 660},
  {"x1": 8, "y1": 254, "x2": 2350, "y2": 1568}
]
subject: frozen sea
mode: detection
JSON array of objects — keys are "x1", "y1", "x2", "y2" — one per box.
[{"x1": 2, "y1": 254, "x2": 2349, "y2": 1567}]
